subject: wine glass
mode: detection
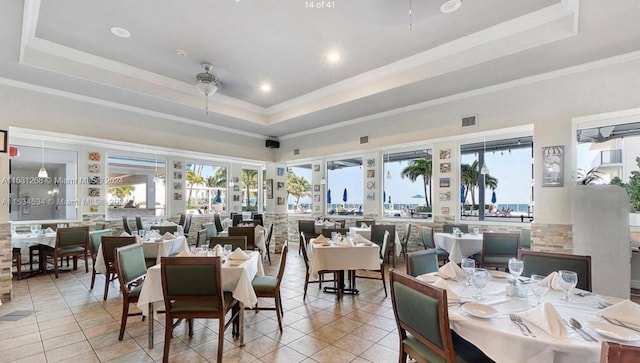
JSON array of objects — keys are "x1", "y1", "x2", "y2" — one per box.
[
  {"x1": 461, "y1": 258, "x2": 475, "y2": 287},
  {"x1": 30, "y1": 225, "x2": 37, "y2": 235},
  {"x1": 472, "y1": 268, "x2": 488, "y2": 300},
  {"x1": 558, "y1": 270, "x2": 578, "y2": 301},
  {"x1": 508, "y1": 258, "x2": 524, "y2": 283},
  {"x1": 224, "y1": 244, "x2": 232, "y2": 256},
  {"x1": 530, "y1": 274, "x2": 549, "y2": 306}
]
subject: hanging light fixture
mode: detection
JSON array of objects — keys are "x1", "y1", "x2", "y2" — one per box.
[
  {"x1": 480, "y1": 138, "x2": 490, "y2": 175},
  {"x1": 153, "y1": 153, "x2": 160, "y2": 182},
  {"x1": 38, "y1": 137, "x2": 48, "y2": 178},
  {"x1": 386, "y1": 153, "x2": 392, "y2": 179},
  {"x1": 440, "y1": 0, "x2": 462, "y2": 13},
  {"x1": 195, "y1": 62, "x2": 220, "y2": 114}
]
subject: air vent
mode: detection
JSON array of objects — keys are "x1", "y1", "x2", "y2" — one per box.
[
  {"x1": 360, "y1": 136, "x2": 369, "y2": 144},
  {"x1": 461, "y1": 115, "x2": 477, "y2": 128},
  {"x1": 293, "y1": 148, "x2": 299, "y2": 155}
]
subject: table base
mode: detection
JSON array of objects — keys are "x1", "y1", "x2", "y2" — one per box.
[{"x1": 322, "y1": 271, "x2": 359, "y2": 299}]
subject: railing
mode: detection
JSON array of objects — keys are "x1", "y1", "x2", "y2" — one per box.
[{"x1": 591, "y1": 149, "x2": 622, "y2": 168}]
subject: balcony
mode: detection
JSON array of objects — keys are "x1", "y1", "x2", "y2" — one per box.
[{"x1": 592, "y1": 149, "x2": 622, "y2": 169}]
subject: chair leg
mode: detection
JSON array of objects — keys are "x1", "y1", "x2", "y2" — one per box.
[
  {"x1": 275, "y1": 292, "x2": 283, "y2": 332},
  {"x1": 103, "y1": 272, "x2": 110, "y2": 300},
  {"x1": 188, "y1": 318, "x2": 194, "y2": 337},
  {"x1": 279, "y1": 291, "x2": 284, "y2": 317},
  {"x1": 217, "y1": 318, "x2": 225, "y2": 363},
  {"x1": 162, "y1": 316, "x2": 173, "y2": 363},
  {"x1": 84, "y1": 251, "x2": 89, "y2": 273},
  {"x1": 90, "y1": 268, "x2": 97, "y2": 290},
  {"x1": 267, "y1": 250, "x2": 271, "y2": 265},
  {"x1": 303, "y1": 274, "x2": 310, "y2": 300},
  {"x1": 381, "y1": 267, "x2": 387, "y2": 297},
  {"x1": 54, "y1": 256, "x2": 59, "y2": 278},
  {"x1": 119, "y1": 300, "x2": 129, "y2": 340}
]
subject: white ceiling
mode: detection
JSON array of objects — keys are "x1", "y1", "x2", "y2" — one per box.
[{"x1": 1, "y1": 0, "x2": 639, "y2": 139}]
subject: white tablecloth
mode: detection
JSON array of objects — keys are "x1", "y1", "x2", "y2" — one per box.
[
  {"x1": 308, "y1": 239, "x2": 381, "y2": 278},
  {"x1": 218, "y1": 230, "x2": 266, "y2": 252},
  {"x1": 314, "y1": 222, "x2": 335, "y2": 234},
  {"x1": 10, "y1": 232, "x2": 57, "y2": 251},
  {"x1": 440, "y1": 276, "x2": 640, "y2": 362},
  {"x1": 433, "y1": 232, "x2": 483, "y2": 263},
  {"x1": 348, "y1": 227, "x2": 402, "y2": 257},
  {"x1": 94, "y1": 236, "x2": 188, "y2": 274},
  {"x1": 137, "y1": 251, "x2": 264, "y2": 316}
]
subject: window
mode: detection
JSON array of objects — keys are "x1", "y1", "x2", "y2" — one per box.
[
  {"x1": 241, "y1": 167, "x2": 259, "y2": 211},
  {"x1": 107, "y1": 155, "x2": 166, "y2": 217},
  {"x1": 185, "y1": 162, "x2": 227, "y2": 214},
  {"x1": 287, "y1": 164, "x2": 312, "y2": 213},
  {"x1": 9, "y1": 146, "x2": 78, "y2": 221},
  {"x1": 460, "y1": 137, "x2": 533, "y2": 222},
  {"x1": 327, "y1": 157, "x2": 363, "y2": 215},
  {"x1": 382, "y1": 149, "x2": 433, "y2": 219}
]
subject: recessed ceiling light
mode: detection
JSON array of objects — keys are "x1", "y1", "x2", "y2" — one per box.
[
  {"x1": 440, "y1": 0, "x2": 462, "y2": 13},
  {"x1": 327, "y1": 52, "x2": 341, "y2": 63},
  {"x1": 110, "y1": 26, "x2": 131, "y2": 38},
  {"x1": 175, "y1": 48, "x2": 190, "y2": 56},
  {"x1": 260, "y1": 83, "x2": 272, "y2": 92}
]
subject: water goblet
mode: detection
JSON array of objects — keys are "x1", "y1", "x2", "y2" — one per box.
[
  {"x1": 472, "y1": 268, "x2": 489, "y2": 300},
  {"x1": 530, "y1": 274, "x2": 549, "y2": 306},
  {"x1": 508, "y1": 258, "x2": 524, "y2": 283},
  {"x1": 461, "y1": 258, "x2": 475, "y2": 287},
  {"x1": 30, "y1": 225, "x2": 37, "y2": 234},
  {"x1": 224, "y1": 244, "x2": 232, "y2": 256},
  {"x1": 558, "y1": 270, "x2": 578, "y2": 301}
]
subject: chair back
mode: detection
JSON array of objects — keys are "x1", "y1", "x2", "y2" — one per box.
[
  {"x1": 209, "y1": 236, "x2": 247, "y2": 250},
  {"x1": 520, "y1": 229, "x2": 532, "y2": 249},
  {"x1": 196, "y1": 229, "x2": 208, "y2": 247},
  {"x1": 443, "y1": 224, "x2": 468, "y2": 234},
  {"x1": 265, "y1": 224, "x2": 274, "y2": 251},
  {"x1": 151, "y1": 225, "x2": 178, "y2": 235},
  {"x1": 135, "y1": 216, "x2": 144, "y2": 232},
  {"x1": 202, "y1": 223, "x2": 216, "y2": 238},
  {"x1": 600, "y1": 341, "x2": 640, "y2": 363},
  {"x1": 275, "y1": 242, "x2": 289, "y2": 285},
  {"x1": 481, "y1": 232, "x2": 520, "y2": 269},
  {"x1": 122, "y1": 216, "x2": 132, "y2": 234},
  {"x1": 518, "y1": 249, "x2": 592, "y2": 291},
  {"x1": 406, "y1": 250, "x2": 439, "y2": 277},
  {"x1": 299, "y1": 233, "x2": 311, "y2": 271},
  {"x1": 390, "y1": 269, "x2": 456, "y2": 362},
  {"x1": 421, "y1": 226, "x2": 435, "y2": 249},
  {"x1": 252, "y1": 214, "x2": 264, "y2": 226},
  {"x1": 101, "y1": 236, "x2": 137, "y2": 270},
  {"x1": 321, "y1": 228, "x2": 349, "y2": 238},
  {"x1": 213, "y1": 213, "x2": 224, "y2": 233},
  {"x1": 359, "y1": 220, "x2": 376, "y2": 227},
  {"x1": 114, "y1": 244, "x2": 147, "y2": 291},
  {"x1": 402, "y1": 223, "x2": 412, "y2": 243},
  {"x1": 178, "y1": 213, "x2": 186, "y2": 227},
  {"x1": 161, "y1": 257, "x2": 224, "y2": 313},
  {"x1": 298, "y1": 220, "x2": 317, "y2": 239},
  {"x1": 228, "y1": 226, "x2": 255, "y2": 250},
  {"x1": 183, "y1": 214, "x2": 193, "y2": 234},
  {"x1": 380, "y1": 231, "x2": 390, "y2": 261},
  {"x1": 331, "y1": 220, "x2": 346, "y2": 228},
  {"x1": 56, "y1": 226, "x2": 90, "y2": 249},
  {"x1": 371, "y1": 224, "x2": 396, "y2": 248},
  {"x1": 232, "y1": 214, "x2": 244, "y2": 226},
  {"x1": 89, "y1": 229, "x2": 113, "y2": 258}
]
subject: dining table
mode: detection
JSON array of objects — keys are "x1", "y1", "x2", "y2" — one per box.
[
  {"x1": 218, "y1": 228, "x2": 267, "y2": 253},
  {"x1": 93, "y1": 235, "x2": 188, "y2": 274},
  {"x1": 424, "y1": 272, "x2": 640, "y2": 362},
  {"x1": 433, "y1": 232, "x2": 483, "y2": 263},
  {"x1": 10, "y1": 231, "x2": 57, "y2": 276},
  {"x1": 136, "y1": 250, "x2": 264, "y2": 348},
  {"x1": 314, "y1": 221, "x2": 335, "y2": 234},
  {"x1": 348, "y1": 226, "x2": 403, "y2": 257}
]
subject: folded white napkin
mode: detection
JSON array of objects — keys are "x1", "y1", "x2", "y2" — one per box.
[
  {"x1": 323, "y1": 221, "x2": 334, "y2": 227},
  {"x1": 540, "y1": 271, "x2": 563, "y2": 290},
  {"x1": 438, "y1": 261, "x2": 466, "y2": 280},
  {"x1": 337, "y1": 237, "x2": 354, "y2": 247},
  {"x1": 162, "y1": 232, "x2": 175, "y2": 240},
  {"x1": 177, "y1": 249, "x2": 193, "y2": 257},
  {"x1": 135, "y1": 235, "x2": 144, "y2": 243},
  {"x1": 212, "y1": 244, "x2": 223, "y2": 256},
  {"x1": 229, "y1": 247, "x2": 250, "y2": 260},
  {"x1": 597, "y1": 299, "x2": 640, "y2": 326},
  {"x1": 313, "y1": 235, "x2": 328, "y2": 244},
  {"x1": 45, "y1": 227, "x2": 55, "y2": 233},
  {"x1": 354, "y1": 234, "x2": 372, "y2": 245},
  {"x1": 430, "y1": 278, "x2": 460, "y2": 302},
  {"x1": 120, "y1": 232, "x2": 131, "y2": 237},
  {"x1": 359, "y1": 223, "x2": 368, "y2": 228},
  {"x1": 520, "y1": 303, "x2": 567, "y2": 338}
]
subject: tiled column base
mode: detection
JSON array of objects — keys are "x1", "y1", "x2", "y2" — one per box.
[
  {"x1": 1, "y1": 222, "x2": 12, "y2": 302},
  {"x1": 531, "y1": 223, "x2": 572, "y2": 253},
  {"x1": 267, "y1": 213, "x2": 287, "y2": 253}
]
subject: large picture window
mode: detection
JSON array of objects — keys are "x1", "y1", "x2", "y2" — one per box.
[
  {"x1": 382, "y1": 149, "x2": 433, "y2": 219},
  {"x1": 327, "y1": 157, "x2": 363, "y2": 215},
  {"x1": 185, "y1": 162, "x2": 227, "y2": 214},
  {"x1": 242, "y1": 167, "x2": 260, "y2": 211},
  {"x1": 287, "y1": 164, "x2": 312, "y2": 213},
  {"x1": 107, "y1": 155, "x2": 166, "y2": 218}
]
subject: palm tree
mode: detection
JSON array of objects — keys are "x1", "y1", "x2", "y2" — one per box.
[
  {"x1": 108, "y1": 185, "x2": 136, "y2": 205},
  {"x1": 400, "y1": 158, "x2": 433, "y2": 207},
  {"x1": 242, "y1": 169, "x2": 259, "y2": 209},
  {"x1": 460, "y1": 160, "x2": 498, "y2": 208},
  {"x1": 286, "y1": 170, "x2": 311, "y2": 211},
  {"x1": 186, "y1": 169, "x2": 205, "y2": 207}
]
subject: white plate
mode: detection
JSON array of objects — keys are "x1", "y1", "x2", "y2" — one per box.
[
  {"x1": 461, "y1": 303, "x2": 498, "y2": 319},
  {"x1": 589, "y1": 321, "x2": 640, "y2": 341},
  {"x1": 416, "y1": 275, "x2": 441, "y2": 284},
  {"x1": 489, "y1": 270, "x2": 511, "y2": 279}
]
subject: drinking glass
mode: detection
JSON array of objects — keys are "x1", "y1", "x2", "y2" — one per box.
[
  {"x1": 472, "y1": 268, "x2": 488, "y2": 300},
  {"x1": 530, "y1": 274, "x2": 549, "y2": 306},
  {"x1": 224, "y1": 244, "x2": 232, "y2": 255},
  {"x1": 461, "y1": 258, "x2": 475, "y2": 287},
  {"x1": 508, "y1": 258, "x2": 524, "y2": 282},
  {"x1": 558, "y1": 270, "x2": 578, "y2": 301},
  {"x1": 30, "y1": 225, "x2": 37, "y2": 234}
]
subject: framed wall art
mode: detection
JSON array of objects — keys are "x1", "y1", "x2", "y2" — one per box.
[
  {"x1": 266, "y1": 179, "x2": 273, "y2": 199},
  {"x1": 440, "y1": 162, "x2": 451, "y2": 173},
  {"x1": 542, "y1": 145, "x2": 564, "y2": 187}
]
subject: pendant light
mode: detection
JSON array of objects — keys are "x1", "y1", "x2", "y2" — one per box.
[
  {"x1": 480, "y1": 138, "x2": 490, "y2": 175},
  {"x1": 386, "y1": 153, "x2": 392, "y2": 179},
  {"x1": 38, "y1": 137, "x2": 48, "y2": 178},
  {"x1": 153, "y1": 153, "x2": 159, "y2": 182}
]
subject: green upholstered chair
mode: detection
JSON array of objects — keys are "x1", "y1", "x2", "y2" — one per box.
[
  {"x1": 371, "y1": 224, "x2": 396, "y2": 267},
  {"x1": 195, "y1": 229, "x2": 208, "y2": 247},
  {"x1": 401, "y1": 223, "x2": 412, "y2": 259},
  {"x1": 183, "y1": 214, "x2": 193, "y2": 237},
  {"x1": 99, "y1": 236, "x2": 137, "y2": 300},
  {"x1": 202, "y1": 222, "x2": 216, "y2": 238},
  {"x1": 228, "y1": 226, "x2": 256, "y2": 250},
  {"x1": 114, "y1": 243, "x2": 147, "y2": 340},
  {"x1": 300, "y1": 233, "x2": 337, "y2": 299},
  {"x1": 406, "y1": 249, "x2": 439, "y2": 277},
  {"x1": 600, "y1": 341, "x2": 640, "y2": 363},
  {"x1": 160, "y1": 256, "x2": 239, "y2": 363},
  {"x1": 251, "y1": 241, "x2": 288, "y2": 332},
  {"x1": 480, "y1": 232, "x2": 521, "y2": 270},
  {"x1": 443, "y1": 224, "x2": 469, "y2": 234},
  {"x1": 178, "y1": 213, "x2": 186, "y2": 227},
  {"x1": 354, "y1": 231, "x2": 390, "y2": 297},
  {"x1": 30, "y1": 223, "x2": 67, "y2": 270},
  {"x1": 89, "y1": 228, "x2": 113, "y2": 290},
  {"x1": 298, "y1": 220, "x2": 318, "y2": 255},
  {"x1": 520, "y1": 229, "x2": 532, "y2": 250},
  {"x1": 150, "y1": 225, "x2": 178, "y2": 235},
  {"x1": 42, "y1": 226, "x2": 90, "y2": 278},
  {"x1": 518, "y1": 249, "x2": 592, "y2": 291},
  {"x1": 421, "y1": 226, "x2": 449, "y2": 265},
  {"x1": 209, "y1": 236, "x2": 247, "y2": 251},
  {"x1": 390, "y1": 269, "x2": 494, "y2": 363},
  {"x1": 213, "y1": 213, "x2": 224, "y2": 233},
  {"x1": 264, "y1": 223, "x2": 274, "y2": 265},
  {"x1": 321, "y1": 228, "x2": 349, "y2": 238}
]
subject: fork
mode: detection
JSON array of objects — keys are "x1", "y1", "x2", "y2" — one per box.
[
  {"x1": 513, "y1": 314, "x2": 536, "y2": 337},
  {"x1": 509, "y1": 313, "x2": 530, "y2": 336},
  {"x1": 602, "y1": 316, "x2": 640, "y2": 333}
]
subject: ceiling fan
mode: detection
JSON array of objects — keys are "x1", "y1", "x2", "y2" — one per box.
[{"x1": 195, "y1": 62, "x2": 221, "y2": 114}]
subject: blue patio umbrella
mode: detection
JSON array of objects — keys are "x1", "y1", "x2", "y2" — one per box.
[
  {"x1": 383, "y1": 191, "x2": 386, "y2": 204},
  {"x1": 388, "y1": 195, "x2": 391, "y2": 204},
  {"x1": 214, "y1": 189, "x2": 222, "y2": 203},
  {"x1": 461, "y1": 185, "x2": 466, "y2": 203},
  {"x1": 327, "y1": 189, "x2": 332, "y2": 204},
  {"x1": 491, "y1": 190, "x2": 497, "y2": 204},
  {"x1": 342, "y1": 188, "x2": 348, "y2": 203}
]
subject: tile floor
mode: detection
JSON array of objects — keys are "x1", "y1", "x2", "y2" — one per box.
[{"x1": 1, "y1": 245, "x2": 403, "y2": 362}]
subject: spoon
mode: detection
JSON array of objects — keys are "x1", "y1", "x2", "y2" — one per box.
[{"x1": 569, "y1": 318, "x2": 598, "y2": 342}]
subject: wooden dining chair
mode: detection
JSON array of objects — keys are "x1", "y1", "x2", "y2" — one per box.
[
  {"x1": 371, "y1": 224, "x2": 396, "y2": 267},
  {"x1": 209, "y1": 236, "x2": 247, "y2": 250},
  {"x1": 480, "y1": 232, "x2": 520, "y2": 270},
  {"x1": 300, "y1": 233, "x2": 337, "y2": 299},
  {"x1": 231, "y1": 214, "x2": 244, "y2": 226},
  {"x1": 88, "y1": 228, "x2": 113, "y2": 290},
  {"x1": 442, "y1": 224, "x2": 468, "y2": 234},
  {"x1": 390, "y1": 269, "x2": 494, "y2": 363},
  {"x1": 320, "y1": 228, "x2": 349, "y2": 238},
  {"x1": 520, "y1": 229, "x2": 532, "y2": 250},
  {"x1": 353, "y1": 231, "x2": 390, "y2": 297},
  {"x1": 264, "y1": 223, "x2": 274, "y2": 265},
  {"x1": 42, "y1": 226, "x2": 90, "y2": 278},
  {"x1": 100, "y1": 236, "x2": 137, "y2": 300},
  {"x1": 135, "y1": 216, "x2": 144, "y2": 232},
  {"x1": 517, "y1": 249, "x2": 592, "y2": 291},
  {"x1": 298, "y1": 220, "x2": 318, "y2": 255},
  {"x1": 213, "y1": 213, "x2": 224, "y2": 233},
  {"x1": 30, "y1": 223, "x2": 66, "y2": 270},
  {"x1": 160, "y1": 256, "x2": 240, "y2": 363},
  {"x1": 183, "y1": 214, "x2": 193, "y2": 237},
  {"x1": 401, "y1": 223, "x2": 412, "y2": 259},
  {"x1": 228, "y1": 226, "x2": 255, "y2": 250},
  {"x1": 178, "y1": 213, "x2": 186, "y2": 227},
  {"x1": 195, "y1": 229, "x2": 208, "y2": 248},
  {"x1": 406, "y1": 249, "x2": 439, "y2": 277},
  {"x1": 202, "y1": 222, "x2": 216, "y2": 238},
  {"x1": 114, "y1": 243, "x2": 147, "y2": 340},
  {"x1": 600, "y1": 341, "x2": 640, "y2": 362},
  {"x1": 12, "y1": 248, "x2": 22, "y2": 280},
  {"x1": 151, "y1": 225, "x2": 178, "y2": 235},
  {"x1": 421, "y1": 226, "x2": 449, "y2": 265},
  {"x1": 252, "y1": 213, "x2": 264, "y2": 226},
  {"x1": 251, "y1": 241, "x2": 288, "y2": 332},
  {"x1": 122, "y1": 216, "x2": 132, "y2": 235}
]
